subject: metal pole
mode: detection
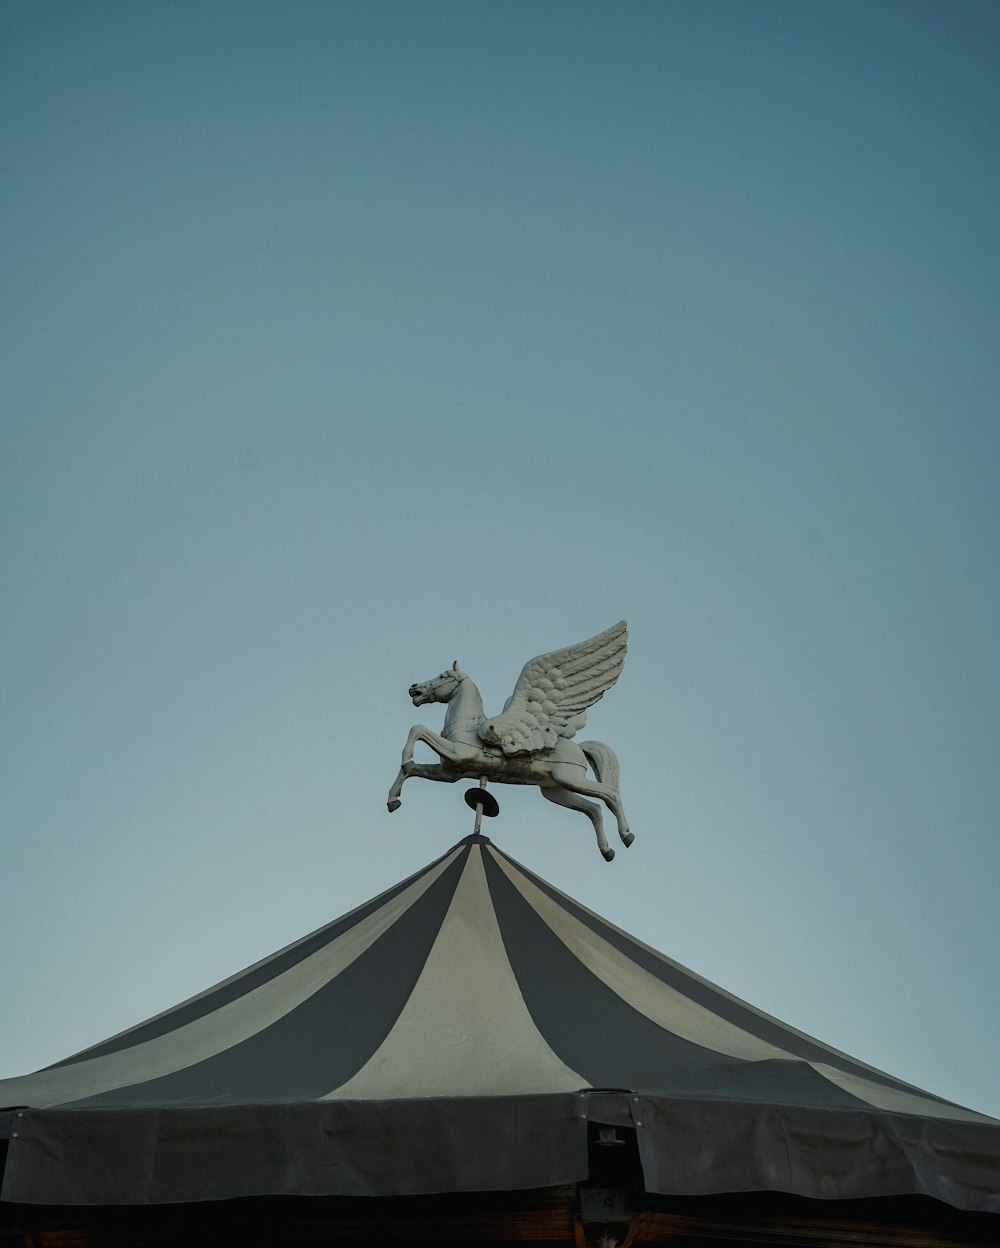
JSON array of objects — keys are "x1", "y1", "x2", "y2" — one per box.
[{"x1": 473, "y1": 776, "x2": 488, "y2": 836}]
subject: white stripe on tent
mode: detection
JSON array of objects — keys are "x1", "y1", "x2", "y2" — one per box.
[
  {"x1": 809, "y1": 1062, "x2": 998, "y2": 1124},
  {"x1": 324, "y1": 844, "x2": 586, "y2": 1099}
]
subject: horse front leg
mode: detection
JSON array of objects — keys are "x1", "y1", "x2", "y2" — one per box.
[
  {"x1": 387, "y1": 761, "x2": 410, "y2": 811},
  {"x1": 389, "y1": 726, "x2": 466, "y2": 812},
  {"x1": 401, "y1": 725, "x2": 464, "y2": 766},
  {"x1": 388, "y1": 762, "x2": 458, "y2": 812}
]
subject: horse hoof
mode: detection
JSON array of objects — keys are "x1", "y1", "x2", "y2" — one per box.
[
  {"x1": 602, "y1": 847, "x2": 615, "y2": 862},
  {"x1": 621, "y1": 832, "x2": 634, "y2": 848},
  {"x1": 387, "y1": 799, "x2": 401, "y2": 813}
]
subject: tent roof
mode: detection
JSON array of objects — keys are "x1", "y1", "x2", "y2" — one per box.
[{"x1": 2, "y1": 833, "x2": 998, "y2": 1211}]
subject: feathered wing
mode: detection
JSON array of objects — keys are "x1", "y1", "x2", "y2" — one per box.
[{"x1": 478, "y1": 620, "x2": 628, "y2": 755}]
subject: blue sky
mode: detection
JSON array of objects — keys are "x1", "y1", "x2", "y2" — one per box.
[{"x1": 2, "y1": 1, "x2": 998, "y2": 1118}]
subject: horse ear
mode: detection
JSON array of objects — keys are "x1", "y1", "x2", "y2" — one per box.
[{"x1": 452, "y1": 660, "x2": 459, "y2": 671}]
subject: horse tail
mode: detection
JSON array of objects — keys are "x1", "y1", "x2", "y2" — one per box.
[{"x1": 580, "y1": 740, "x2": 620, "y2": 790}]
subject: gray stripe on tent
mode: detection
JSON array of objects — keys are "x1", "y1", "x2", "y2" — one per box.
[
  {"x1": 49, "y1": 840, "x2": 467, "y2": 1069},
  {"x1": 488, "y1": 846, "x2": 794, "y2": 1063},
  {"x1": 482, "y1": 849, "x2": 878, "y2": 1107},
  {"x1": 17, "y1": 849, "x2": 466, "y2": 1109},
  {"x1": 486, "y1": 843, "x2": 963, "y2": 1103}
]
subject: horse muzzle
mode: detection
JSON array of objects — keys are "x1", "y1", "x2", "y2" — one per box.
[{"x1": 409, "y1": 684, "x2": 430, "y2": 706}]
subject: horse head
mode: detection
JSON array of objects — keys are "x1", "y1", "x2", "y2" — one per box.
[{"x1": 408, "y1": 660, "x2": 466, "y2": 707}]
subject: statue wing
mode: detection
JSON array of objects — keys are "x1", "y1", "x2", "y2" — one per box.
[{"x1": 478, "y1": 620, "x2": 628, "y2": 756}]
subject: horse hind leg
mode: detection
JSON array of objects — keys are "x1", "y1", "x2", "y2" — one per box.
[
  {"x1": 597, "y1": 786, "x2": 633, "y2": 847},
  {"x1": 614, "y1": 798, "x2": 633, "y2": 848},
  {"x1": 579, "y1": 744, "x2": 633, "y2": 848},
  {"x1": 553, "y1": 763, "x2": 633, "y2": 849},
  {"x1": 541, "y1": 786, "x2": 615, "y2": 862}
]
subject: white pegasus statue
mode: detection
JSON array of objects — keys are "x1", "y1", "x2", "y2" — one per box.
[{"x1": 387, "y1": 621, "x2": 632, "y2": 861}]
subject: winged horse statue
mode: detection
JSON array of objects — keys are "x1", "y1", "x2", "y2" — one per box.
[{"x1": 387, "y1": 620, "x2": 632, "y2": 861}]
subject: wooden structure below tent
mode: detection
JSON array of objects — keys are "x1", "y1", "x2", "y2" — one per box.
[{"x1": 3, "y1": 1187, "x2": 999, "y2": 1248}]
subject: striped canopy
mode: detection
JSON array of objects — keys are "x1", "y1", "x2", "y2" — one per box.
[{"x1": 2, "y1": 833, "x2": 998, "y2": 1211}]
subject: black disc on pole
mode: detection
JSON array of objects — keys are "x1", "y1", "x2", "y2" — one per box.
[{"x1": 464, "y1": 787, "x2": 500, "y2": 818}]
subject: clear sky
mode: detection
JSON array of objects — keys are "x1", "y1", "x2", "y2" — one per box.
[{"x1": 2, "y1": 1, "x2": 998, "y2": 1119}]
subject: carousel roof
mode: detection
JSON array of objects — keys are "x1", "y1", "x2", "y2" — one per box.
[{"x1": 1, "y1": 832, "x2": 998, "y2": 1211}]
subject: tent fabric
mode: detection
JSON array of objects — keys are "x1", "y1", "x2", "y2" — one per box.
[{"x1": 1, "y1": 833, "x2": 998, "y2": 1210}]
